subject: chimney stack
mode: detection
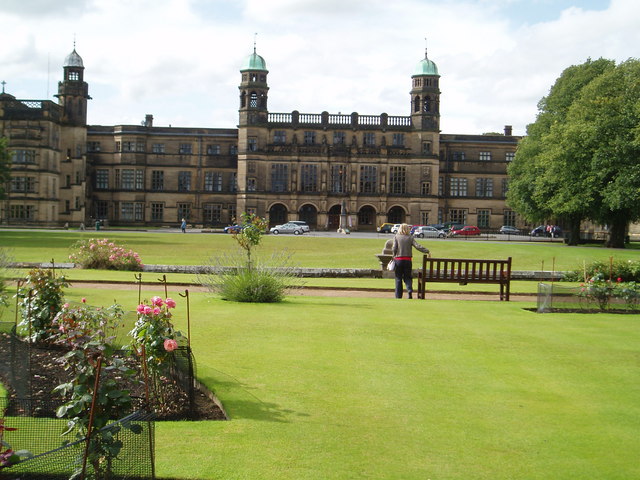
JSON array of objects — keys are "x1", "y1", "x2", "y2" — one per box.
[
  {"x1": 504, "y1": 125, "x2": 512, "y2": 136},
  {"x1": 145, "y1": 114, "x2": 153, "y2": 127}
]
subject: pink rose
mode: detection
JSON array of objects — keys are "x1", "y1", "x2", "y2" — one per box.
[
  {"x1": 165, "y1": 298, "x2": 176, "y2": 309},
  {"x1": 137, "y1": 304, "x2": 146, "y2": 314},
  {"x1": 63, "y1": 303, "x2": 70, "y2": 309},
  {"x1": 164, "y1": 338, "x2": 178, "y2": 352},
  {"x1": 153, "y1": 307, "x2": 161, "y2": 315},
  {"x1": 143, "y1": 306, "x2": 152, "y2": 315},
  {"x1": 81, "y1": 298, "x2": 86, "y2": 303},
  {"x1": 151, "y1": 296, "x2": 163, "y2": 307},
  {"x1": 617, "y1": 277, "x2": 622, "y2": 283}
]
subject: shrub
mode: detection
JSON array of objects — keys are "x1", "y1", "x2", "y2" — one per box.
[
  {"x1": 565, "y1": 259, "x2": 640, "y2": 282},
  {"x1": 16, "y1": 268, "x2": 68, "y2": 342},
  {"x1": 0, "y1": 248, "x2": 12, "y2": 309},
  {"x1": 200, "y1": 251, "x2": 303, "y2": 303},
  {"x1": 69, "y1": 238, "x2": 143, "y2": 271},
  {"x1": 577, "y1": 273, "x2": 640, "y2": 311}
]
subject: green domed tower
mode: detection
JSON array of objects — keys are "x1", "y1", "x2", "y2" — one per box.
[
  {"x1": 410, "y1": 48, "x2": 440, "y2": 132},
  {"x1": 238, "y1": 46, "x2": 269, "y2": 127}
]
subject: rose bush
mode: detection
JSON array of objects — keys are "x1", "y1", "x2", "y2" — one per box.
[{"x1": 69, "y1": 238, "x2": 143, "y2": 271}]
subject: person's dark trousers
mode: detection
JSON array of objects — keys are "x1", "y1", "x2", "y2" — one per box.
[{"x1": 394, "y1": 259, "x2": 413, "y2": 298}]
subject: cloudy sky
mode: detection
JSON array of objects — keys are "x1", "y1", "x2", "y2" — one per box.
[{"x1": 1, "y1": 0, "x2": 637, "y2": 135}]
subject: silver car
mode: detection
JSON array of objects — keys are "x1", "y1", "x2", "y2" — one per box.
[
  {"x1": 413, "y1": 226, "x2": 447, "y2": 238},
  {"x1": 269, "y1": 222, "x2": 306, "y2": 235}
]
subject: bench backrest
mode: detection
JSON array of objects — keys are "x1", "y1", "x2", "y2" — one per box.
[{"x1": 421, "y1": 257, "x2": 512, "y2": 282}]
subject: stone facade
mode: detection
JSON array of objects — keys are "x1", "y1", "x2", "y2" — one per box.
[{"x1": 1, "y1": 47, "x2": 522, "y2": 231}]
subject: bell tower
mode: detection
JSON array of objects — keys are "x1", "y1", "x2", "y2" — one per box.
[
  {"x1": 55, "y1": 47, "x2": 91, "y2": 126},
  {"x1": 238, "y1": 44, "x2": 269, "y2": 127},
  {"x1": 410, "y1": 48, "x2": 440, "y2": 132}
]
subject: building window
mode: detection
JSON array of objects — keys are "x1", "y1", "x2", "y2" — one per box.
[
  {"x1": 389, "y1": 166, "x2": 407, "y2": 195},
  {"x1": 95, "y1": 201, "x2": 108, "y2": 219},
  {"x1": 448, "y1": 209, "x2": 467, "y2": 224},
  {"x1": 203, "y1": 204, "x2": 222, "y2": 225},
  {"x1": 151, "y1": 170, "x2": 164, "y2": 191},
  {"x1": 392, "y1": 134, "x2": 405, "y2": 147},
  {"x1": 420, "y1": 211, "x2": 429, "y2": 225},
  {"x1": 333, "y1": 132, "x2": 346, "y2": 145},
  {"x1": 506, "y1": 152, "x2": 515, "y2": 162},
  {"x1": 230, "y1": 145, "x2": 238, "y2": 155},
  {"x1": 330, "y1": 165, "x2": 347, "y2": 194},
  {"x1": 10, "y1": 176, "x2": 36, "y2": 193},
  {"x1": 449, "y1": 177, "x2": 468, "y2": 197},
  {"x1": 300, "y1": 164, "x2": 318, "y2": 193},
  {"x1": 479, "y1": 151, "x2": 492, "y2": 161},
  {"x1": 363, "y1": 133, "x2": 376, "y2": 146},
  {"x1": 273, "y1": 131, "x2": 286, "y2": 144},
  {"x1": 87, "y1": 141, "x2": 101, "y2": 152},
  {"x1": 453, "y1": 151, "x2": 465, "y2": 161},
  {"x1": 422, "y1": 141, "x2": 431, "y2": 154},
  {"x1": 68, "y1": 71, "x2": 79, "y2": 81},
  {"x1": 207, "y1": 144, "x2": 221, "y2": 155},
  {"x1": 303, "y1": 131, "x2": 316, "y2": 145},
  {"x1": 475, "y1": 178, "x2": 493, "y2": 197},
  {"x1": 120, "y1": 169, "x2": 135, "y2": 190},
  {"x1": 421, "y1": 182, "x2": 431, "y2": 196},
  {"x1": 503, "y1": 209, "x2": 517, "y2": 226},
  {"x1": 502, "y1": 179, "x2": 509, "y2": 197},
  {"x1": 152, "y1": 143, "x2": 165, "y2": 154},
  {"x1": 179, "y1": 143, "x2": 192, "y2": 155},
  {"x1": 178, "y1": 171, "x2": 191, "y2": 191},
  {"x1": 204, "y1": 172, "x2": 223, "y2": 192},
  {"x1": 11, "y1": 150, "x2": 36, "y2": 164},
  {"x1": 95, "y1": 170, "x2": 109, "y2": 190},
  {"x1": 120, "y1": 202, "x2": 134, "y2": 221},
  {"x1": 230, "y1": 173, "x2": 237, "y2": 192},
  {"x1": 10, "y1": 205, "x2": 35, "y2": 220},
  {"x1": 477, "y1": 209, "x2": 491, "y2": 228},
  {"x1": 177, "y1": 203, "x2": 191, "y2": 221},
  {"x1": 271, "y1": 164, "x2": 289, "y2": 193},
  {"x1": 228, "y1": 204, "x2": 236, "y2": 222},
  {"x1": 247, "y1": 138, "x2": 257, "y2": 151},
  {"x1": 359, "y1": 165, "x2": 377, "y2": 194},
  {"x1": 247, "y1": 161, "x2": 256, "y2": 174},
  {"x1": 151, "y1": 203, "x2": 164, "y2": 221},
  {"x1": 122, "y1": 141, "x2": 135, "y2": 152},
  {"x1": 247, "y1": 178, "x2": 257, "y2": 192},
  {"x1": 136, "y1": 142, "x2": 145, "y2": 152},
  {"x1": 438, "y1": 177, "x2": 443, "y2": 196},
  {"x1": 135, "y1": 170, "x2": 144, "y2": 190}
]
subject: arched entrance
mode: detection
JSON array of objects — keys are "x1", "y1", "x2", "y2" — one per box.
[
  {"x1": 268, "y1": 203, "x2": 288, "y2": 227},
  {"x1": 328, "y1": 205, "x2": 342, "y2": 230},
  {"x1": 388, "y1": 206, "x2": 406, "y2": 224},
  {"x1": 299, "y1": 204, "x2": 318, "y2": 229},
  {"x1": 358, "y1": 205, "x2": 376, "y2": 231}
]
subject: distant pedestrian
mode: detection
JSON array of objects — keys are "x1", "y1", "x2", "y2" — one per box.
[
  {"x1": 181, "y1": 218, "x2": 187, "y2": 233},
  {"x1": 392, "y1": 223, "x2": 430, "y2": 299}
]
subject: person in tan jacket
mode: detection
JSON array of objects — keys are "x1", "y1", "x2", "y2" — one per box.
[{"x1": 392, "y1": 223, "x2": 430, "y2": 298}]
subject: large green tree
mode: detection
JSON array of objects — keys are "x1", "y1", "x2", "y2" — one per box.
[
  {"x1": 0, "y1": 137, "x2": 10, "y2": 200},
  {"x1": 507, "y1": 58, "x2": 640, "y2": 247}
]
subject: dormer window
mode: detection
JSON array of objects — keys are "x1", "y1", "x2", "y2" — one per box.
[{"x1": 68, "y1": 71, "x2": 79, "y2": 81}]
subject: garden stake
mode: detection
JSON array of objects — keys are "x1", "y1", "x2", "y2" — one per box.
[
  {"x1": 179, "y1": 289, "x2": 191, "y2": 348},
  {"x1": 14, "y1": 279, "x2": 24, "y2": 330},
  {"x1": 27, "y1": 289, "x2": 33, "y2": 344},
  {"x1": 81, "y1": 355, "x2": 104, "y2": 480},
  {"x1": 134, "y1": 273, "x2": 143, "y2": 304},
  {"x1": 50, "y1": 257, "x2": 55, "y2": 278},
  {"x1": 158, "y1": 274, "x2": 168, "y2": 298},
  {"x1": 609, "y1": 256, "x2": 613, "y2": 281}
]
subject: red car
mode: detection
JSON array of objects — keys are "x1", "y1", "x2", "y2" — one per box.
[{"x1": 450, "y1": 225, "x2": 481, "y2": 236}]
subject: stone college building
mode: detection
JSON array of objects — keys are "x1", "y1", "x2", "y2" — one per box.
[{"x1": 1, "y1": 47, "x2": 521, "y2": 231}]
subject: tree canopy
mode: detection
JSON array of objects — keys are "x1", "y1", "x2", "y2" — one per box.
[{"x1": 507, "y1": 58, "x2": 640, "y2": 247}]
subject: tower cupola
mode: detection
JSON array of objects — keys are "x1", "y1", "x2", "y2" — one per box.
[
  {"x1": 238, "y1": 45, "x2": 269, "y2": 126},
  {"x1": 410, "y1": 48, "x2": 440, "y2": 132},
  {"x1": 56, "y1": 46, "x2": 90, "y2": 126}
]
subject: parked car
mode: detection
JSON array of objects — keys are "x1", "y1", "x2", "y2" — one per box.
[
  {"x1": 531, "y1": 225, "x2": 562, "y2": 237},
  {"x1": 390, "y1": 224, "x2": 402, "y2": 234},
  {"x1": 377, "y1": 223, "x2": 394, "y2": 233},
  {"x1": 450, "y1": 225, "x2": 481, "y2": 236},
  {"x1": 288, "y1": 220, "x2": 310, "y2": 232},
  {"x1": 499, "y1": 225, "x2": 520, "y2": 235},
  {"x1": 442, "y1": 222, "x2": 465, "y2": 233},
  {"x1": 414, "y1": 226, "x2": 447, "y2": 238},
  {"x1": 269, "y1": 222, "x2": 306, "y2": 235},
  {"x1": 223, "y1": 224, "x2": 244, "y2": 234}
]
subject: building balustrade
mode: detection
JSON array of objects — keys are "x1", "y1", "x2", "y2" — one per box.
[{"x1": 267, "y1": 111, "x2": 413, "y2": 130}]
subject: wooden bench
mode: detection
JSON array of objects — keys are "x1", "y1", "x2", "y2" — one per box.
[{"x1": 416, "y1": 256, "x2": 512, "y2": 300}]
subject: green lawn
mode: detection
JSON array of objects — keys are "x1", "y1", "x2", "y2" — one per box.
[
  {"x1": 1, "y1": 229, "x2": 639, "y2": 271},
  {"x1": 4, "y1": 287, "x2": 635, "y2": 480}
]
